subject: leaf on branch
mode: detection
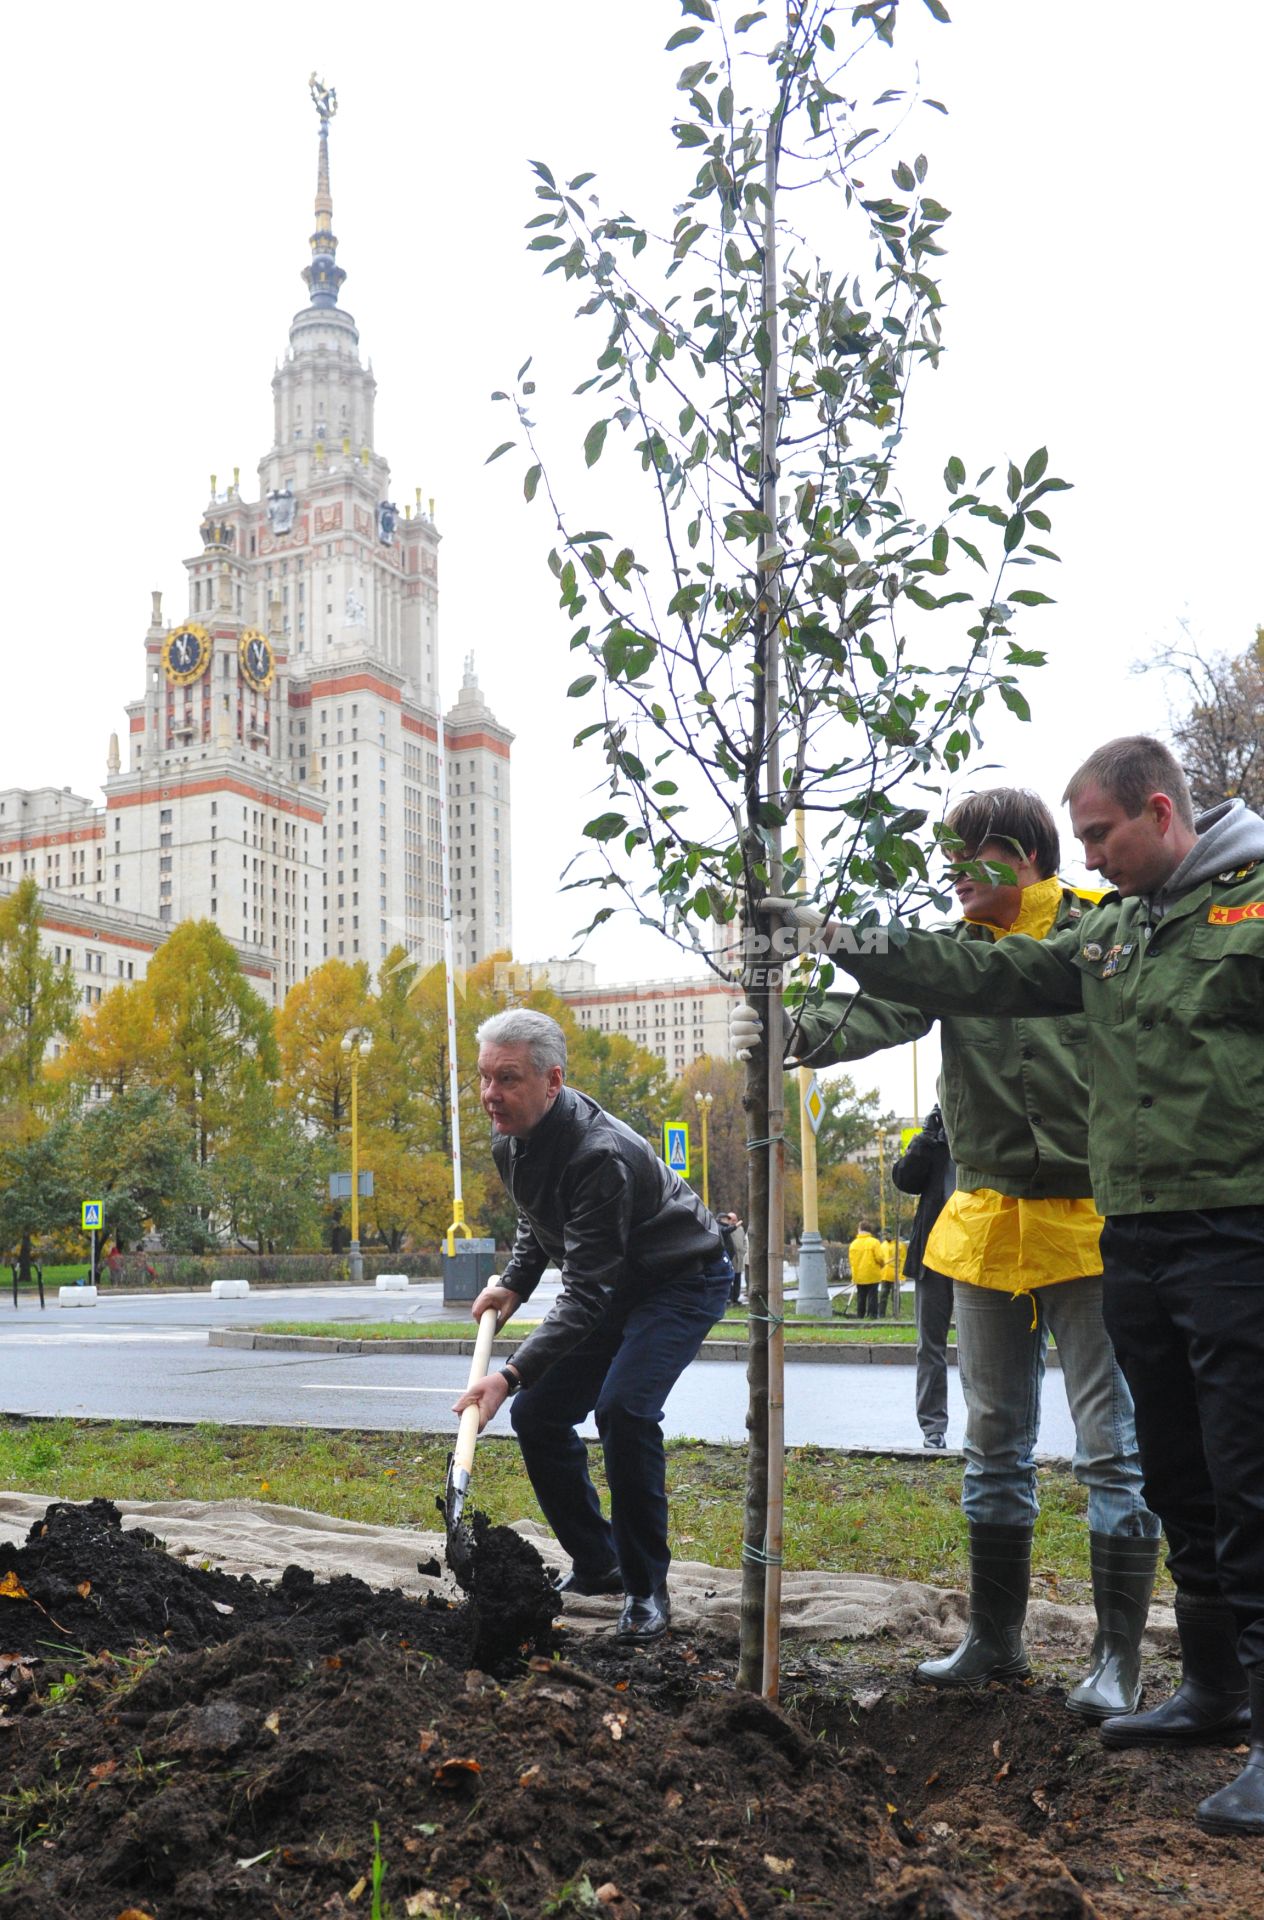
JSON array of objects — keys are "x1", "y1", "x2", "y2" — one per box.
[
  {"x1": 1003, "y1": 512, "x2": 1026, "y2": 554},
  {"x1": 485, "y1": 442, "x2": 516, "y2": 465},
  {"x1": 681, "y1": 0, "x2": 715, "y2": 18},
  {"x1": 528, "y1": 161, "x2": 556, "y2": 189},
  {"x1": 584, "y1": 813, "x2": 629, "y2": 843},
  {"x1": 666, "y1": 25, "x2": 704, "y2": 47},
  {"x1": 999, "y1": 684, "x2": 1032, "y2": 722},
  {"x1": 1023, "y1": 446, "x2": 1049, "y2": 487},
  {"x1": 922, "y1": 0, "x2": 952, "y2": 21},
  {"x1": 524, "y1": 464, "x2": 542, "y2": 502},
  {"x1": 673, "y1": 123, "x2": 710, "y2": 148},
  {"x1": 734, "y1": 10, "x2": 766, "y2": 30},
  {"x1": 584, "y1": 419, "x2": 609, "y2": 468},
  {"x1": 568, "y1": 675, "x2": 597, "y2": 699},
  {"x1": 1008, "y1": 590, "x2": 1055, "y2": 607},
  {"x1": 944, "y1": 454, "x2": 966, "y2": 493}
]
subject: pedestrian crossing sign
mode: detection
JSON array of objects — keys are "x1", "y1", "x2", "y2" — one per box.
[
  {"x1": 663, "y1": 1123, "x2": 690, "y2": 1177},
  {"x1": 82, "y1": 1201, "x2": 103, "y2": 1231}
]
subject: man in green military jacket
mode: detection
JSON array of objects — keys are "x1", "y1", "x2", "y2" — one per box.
[
  {"x1": 776, "y1": 736, "x2": 1264, "y2": 1837},
  {"x1": 735, "y1": 788, "x2": 1159, "y2": 1719}
]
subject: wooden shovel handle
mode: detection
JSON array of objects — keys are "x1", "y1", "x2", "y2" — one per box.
[{"x1": 453, "y1": 1305, "x2": 500, "y2": 1478}]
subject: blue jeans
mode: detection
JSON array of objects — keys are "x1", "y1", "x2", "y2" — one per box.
[
  {"x1": 510, "y1": 1259, "x2": 733, "y2": 1595},
  {"x1": 954, "y1": 1274, "x2": 1158, "y2": 1539}
]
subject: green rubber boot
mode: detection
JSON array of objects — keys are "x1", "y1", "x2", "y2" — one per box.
[
  {"x1": 916, "y1": 1522, "x2": 1032, "y2": 1689},
  {"x1": 1065, "y1": 1532, "x2": 1161, "y2": 1722}
]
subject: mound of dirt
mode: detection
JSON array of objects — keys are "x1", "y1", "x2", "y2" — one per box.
[{"x1": 0, "y1": 1501, "x2": 1258, "y2": 1919}]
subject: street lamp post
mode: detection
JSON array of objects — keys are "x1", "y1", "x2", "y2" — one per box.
[
  {"x1": 693, "y1": 1089, "x2": 714, "y2": 1209},
  {"x1": 341, "y1": 1028, "x2": 372, "y2": 1284}
]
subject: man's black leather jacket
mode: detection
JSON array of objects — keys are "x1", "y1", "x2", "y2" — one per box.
[{"x1": 495, "y1": 1085, "x2": 724, "y2": 1388}]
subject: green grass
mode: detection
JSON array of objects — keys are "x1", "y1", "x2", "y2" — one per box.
[
  {"x1": 254, "y1": 1316, "x2": 926, "y2": 1345},
  {"x1": 5, "y1": 1264, "x2": 92, "y2": 1285},
  {"x1": 0, "y1": 1415, "x2": 1165, "y2": 1606}
]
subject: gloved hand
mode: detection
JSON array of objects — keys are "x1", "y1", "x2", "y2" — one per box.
[
  {"x1": 759, "y1": 896, "x2": 826, "y2": 935},
  {"x1": 730, "y1": 1000, "x2": 796, "y2": 1062},
  {"x1": 730, "y1": 1001, "x2": 764, "y2": 1060}
]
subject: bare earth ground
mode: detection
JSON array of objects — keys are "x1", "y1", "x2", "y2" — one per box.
[{"x1": 0, "y1": 1497, "x2": 1261, "y2": 1920}]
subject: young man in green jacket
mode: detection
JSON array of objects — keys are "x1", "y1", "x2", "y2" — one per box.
[
  {"x1": 735, "y1": 788, "x2": 1159, "y2": 1719},
  {"x1": 769, "y1": 737, "x2": 1264, "y2": 1837}
]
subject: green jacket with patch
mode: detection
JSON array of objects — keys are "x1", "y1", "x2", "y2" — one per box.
[
  {"x1": 835, "y1": 854, "x2": 1264, "y2": 1217},
  {"x1": 792, "y1": 886, "x2": 1095, "y2": 1200}
]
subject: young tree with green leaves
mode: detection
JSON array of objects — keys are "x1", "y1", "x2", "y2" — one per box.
[{"x1": 492, "y1": 0, "x2": 1066, "y2": 1690}]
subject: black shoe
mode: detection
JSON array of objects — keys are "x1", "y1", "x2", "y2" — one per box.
[
  {"x1": 1197, "y1": 1675, "x2": 1264, "y2": 1834},
  {"x1": 1100, "y1": 1591, "x2": 1249, "y2": 1749},
  {"x1": 554, "y1": 1564, "x2": 623, "y2": 1598},
  {"x1": 922, "y1": 1433, "x2": 947, "y2": 1450},
  {"x1": 615, "y1": 1586, "x2": 671, "y2": 1644}
]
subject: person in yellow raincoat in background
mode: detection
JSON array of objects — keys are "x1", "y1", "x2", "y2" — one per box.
[{"x1": 848, "y1": 1222, "x2": 886, "y2": 1319}]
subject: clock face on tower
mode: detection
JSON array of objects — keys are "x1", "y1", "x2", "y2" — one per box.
[
  {"x1": 238, "y1": 628, "x2": 275, "y2": 693},
  {"x1": 162, "y1": 622, "x2": 211, "y2": 686}
]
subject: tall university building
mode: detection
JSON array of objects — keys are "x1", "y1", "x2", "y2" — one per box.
[{"x1": 0, "y1": 80, "x2": 512, "y2": 1010}]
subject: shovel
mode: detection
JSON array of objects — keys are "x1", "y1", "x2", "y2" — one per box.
[{"x1": 442, "y1": 1304, "x2": 501, "y2": 1586}]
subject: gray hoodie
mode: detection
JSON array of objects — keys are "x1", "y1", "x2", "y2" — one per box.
[{"x1": 1149, "y1": 798, "x2": 1264, "y2": 919}]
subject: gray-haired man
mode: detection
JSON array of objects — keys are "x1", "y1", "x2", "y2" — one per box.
[{"x1": 453, "y1": 1010, "x2": 732, "y2": 1644}]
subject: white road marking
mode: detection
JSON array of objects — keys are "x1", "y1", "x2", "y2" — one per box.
[
  {"x1": 298, "y1": 1383, "x2": 459, "y2": 1394},
  {"x1": 3, "y1": 1331, "x2": 207, "y2": 1345}
]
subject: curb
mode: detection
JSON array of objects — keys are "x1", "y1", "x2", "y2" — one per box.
[{"x1": 207, "y1": 1329, "x2": 981, "y2": 1367}]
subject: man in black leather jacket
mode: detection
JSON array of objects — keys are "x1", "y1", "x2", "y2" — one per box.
[{"x1": 453, "y1": 1010, "x2": 732, "y2": 1644}]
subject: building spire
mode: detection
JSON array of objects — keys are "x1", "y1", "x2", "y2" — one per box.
[{"x1": 303, "y1": 75, "x2": 346, "y2": 309}]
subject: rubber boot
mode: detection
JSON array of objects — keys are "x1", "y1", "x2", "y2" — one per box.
[
  {"x1": 1100, "y1": 1590, "x2": 1249, "y2": 1749},
  {"x1": 916, "y1": 1522, "x2": 1032, "y2": 1688},
  {"x1": 1065, "y1": 1532, "x2": 1161, "y2": 1722},
  {"x1": 1197, "y1": 1673, "x2": 1264, "y2": 1836}
]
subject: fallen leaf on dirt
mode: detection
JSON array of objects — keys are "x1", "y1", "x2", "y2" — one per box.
[
  {"x1": 115, "y1": 1909, "x2": 156, "y2": 1919},
  {"x1": 518, "y1": 1764, "x2": 542, "y2": 1787},
  {"x1": 602, "y1": 1711, "x2": 628, "y2": 1741},
  {"x1": 764, "y1": 1855, "x2": 795, "y2": 1874},
  {"x1": 0, "y1": 1571, "x2": 29, "y2": 1599},
  {"x1": 347, "y1": 1875, "x2": 367, "y2": 1903},
  {"x1": 404, "y1": 1896, "x2": 444, "y2": 1917},
  {"x1": 924, "y1": 1769, "x2": 940, "y2": 1787},
  {"x1": 264, "y1": 1710, "x2": 281, "y2": 1734},
  {"x1": 664, "y1": 1788, "x2": 683, "y2": 1811},
  {"x1": 76, "y1": 1580, "x2": 91, "y2": 1598},
  {"x1": 90, "y1": 1760, "x2": 118, "y2": 1781},
  {"x1": 236, "y1": 1849, "x2": 276, "y2": 1868},
  {"x1": 418, "y1": 1728, "x2": 439, "y2": 1752},
  {"x1": 432, "y1": 1756, "x2": 482, "y2": 1787},
  {"x1": 211, "y1": 1600, "x2": 235, "y2": 1615},
  {"x1": 325, "y1": 1655, "x2": 343, "y2": 1671},
  {"x1": 992, "y1": 1739, "x2": 1002, "y2": 1759},
  {"x1": 1032, "y1": 1789, "x2": 1051, "y2": 1816},
  {"x1": 994, "y1": 1761, "x2": 1011, "y2": 1782}
]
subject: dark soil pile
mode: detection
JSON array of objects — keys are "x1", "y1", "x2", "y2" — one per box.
[{"x1": 0, "y1": 1501, "x2": 1259, "y2": 1918}]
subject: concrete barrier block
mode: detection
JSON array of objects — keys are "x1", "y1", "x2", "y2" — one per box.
[
  {"x1": 375, "y1": 1273, "x2": 409, "y2": 1292},
  {"x1": 59, "y1": 1286, "x2": 98, "y2": 1307},
  {"x1": 210, "y1": 1279, "x2": 251, "y2": 1299}
]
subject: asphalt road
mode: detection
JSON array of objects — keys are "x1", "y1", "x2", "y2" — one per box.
[{"x1": 1, "y1": 1280, "x2": 1079, "y2": 1455}]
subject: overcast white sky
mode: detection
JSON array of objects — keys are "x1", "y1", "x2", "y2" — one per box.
[{"x1": 5, "y1": 1, "x2": 1261, "y2": 1116}]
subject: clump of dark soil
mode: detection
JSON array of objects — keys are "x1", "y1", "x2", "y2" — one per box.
[{"x1": 0, "y1": 1501, "x2": 1259, "y2": 1918}]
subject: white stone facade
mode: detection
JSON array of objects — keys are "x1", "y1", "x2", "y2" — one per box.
[
  {"x1": 511, "y1": 958, "x2": 743, "y2": 1077},
  {"x1": 1, "y1": 89, "x2": 511, "y2": 1005}
]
